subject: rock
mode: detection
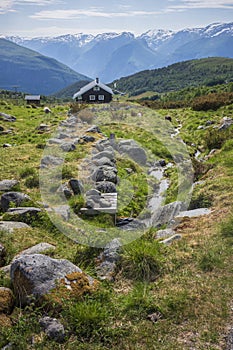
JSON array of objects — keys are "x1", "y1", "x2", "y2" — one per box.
[
  {"x1": 0, "y1": 192, "x2": 31, "y2": 212},
  {"x1": 175, "y1": 208, "x2": 212, "y2": 219},
  {"x1": 10, "y1": 254, "x2": 89, "y2": 306},
  {"x1": 197, "y1": 125, "x2": 204, "y2": 130},
  {"x1": 40, "y1": 155, "x2": 63, "y2": 167},
  {"x1": 82, "y1": 135, "x2": 95, "y2": 143},
  {"x1": 16, "y1": 243, "x2": 56, "y2": 257},
  {"x1": 57, "y1": 183, "x2": 73, "y2": 199},
  {"x1": 94, "y1": 139, "x2": 111, "y2": 151},
  {"x1": 152, "y1": 201, "x2": 185, "y2": 227},
  {"x1": 93, "y1": 166, "x2": 117, "y2": 183},
  {"x1": 155, "y1": 228, "x2": 176, "y2": 239},
  {"x1": 48, "y1": 138, "x2": 63, "y2": 145},
  {"x1": 0, "y1": 221, "x2": 30, "y2": 233},
  {"x1": 57, "y1": 132, "x2": 70, "y2": 139},
  {"x1": 0, "y1": 113, "x2": 16, "y2": 122},
  {"x1": 226, "y1": 327, "x2": 233, "y2": 350},
  {"x1": 86, "y1": 125, "x2": 101, "y2": 133},
  {"x1": 86, "y1": 189, "x2": 101, "y2": 197},
  {"x1": 118, "y1": 145, "x2": 147, "y2": 165},
  {"x1": 37, "y1": 124, "x2": 50, "y2": 132},
  {"x1": 0, "y1": 244, "x2": 6, "y2": 267},
  {"x1": 92, "y1": 151, "x2": 114, "y2": 161},
  {"x1": 218, "y1": 117, "x2": 233, "y2": 131},
  {"x1": 68, "y1": 179, "x2": 83, "y2": 195},
  {"x1": 147, "y1": 312, "x2": 163, "y2": 323},
  {"x1": 60, "y1": 142, "x2": 76, "y2": 152},
  {"x1": 96, "y1": 239, "x2": 121, "y2": 281},
  {"x1": 159, "y1": 234, "x2": 182, "y2": 245},
  {"x1": 0, "y1": 287, "x2": 14, "y2": 314},
  {"x1": 96, "y1": 181, "x2": 117, "y2": 193},
  {"x1": 3, "y1": 207, "x2": 42, "y2": 224},
  {"x1": 205, "y1": 120, "x2": 214, "y2": 126},
  {"x1": 158, "y1": 159, "x2": 166, "y2": 167},
  {"x1": 52, "y1": 205, "x2": 70, "y2": 221},
  {"x1": 39, "y1": 316, "x2": 65, "y2": 343},
  {"x1": 92, "y1": 156, "x2": 115, "y2": 167},
  {"x1": 85, "y1": 199, "x2": 95, "y2": 209},
  {"x1": 165, "y1": 116, "x2": 172, "y2": 122},
  {"x1": 3, "y1": 144, "x2": 12, "y2": 148},
  {"x1": 0, "y1": 180, "x2": 19, "y2": 192},
  {"x1": 99, "y1": 199, "x2": 111, "y2": 208}
]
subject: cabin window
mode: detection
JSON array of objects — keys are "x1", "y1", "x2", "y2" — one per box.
[
  {"x1": 93, "y1": 86, "x2": 100, "y2": 91},
  {"x1": 98, "y1": 95, "x2": 105, "y2": 101},
  {"x1": 89, "y1": 95, "x2": 96, "y2": 101}
]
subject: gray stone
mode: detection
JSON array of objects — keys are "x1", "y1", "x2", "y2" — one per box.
[
  {"x1": 156, "y1": 228, "x2": 176, "y2": 239},
  {"x1": 102, "y1": 238, "x2": 122, "y2": 262},
  {"x1": 10, "y1": 254, "x2": 87, "y2": 306},
  {"x1": 39, "y1": 316, "x2": 65, "y2": 343},
  {"x1": 152, "y1": 201, "x2": 185, "y2": 227},
  {"x1": 118, "y1": 145, "x2": 147, "y2": 165},
  {"x1": 86, "y1": 189, "x2": 101, "y2": 197},
  {"x1": 82, "y1": 135, "x2": 95, "y2": 143},
  {"x1": 0, "y1": 244, "x2": 6, "y2": 267},
  {"x1": 0, "y1": 221, "x2": 30, "y2": 233},
  {"x1": 99, "y1": 199, "x2": 111, "y2": 208},
  {"x1": 60, "y1": 142, "x2": 76, "y2": 152},
  {"x1": 96, "y1": 261, "x2": 117, "y2": 281},
  {"x1": 52, "y1": 205, "x2": 70, "y2": 221},
  {"x1": 218, "y1": 117, "x2": 233, "y2": 131},
  {"x1": 94, "y1": 139, "x2": 110, "y2": 151},
  {"x1": 57, "y1": 183, "x2": 73, "y2": 199},
  {"x1": 41, "y1": 155, "x2": 63, "y2": 167},
  {"x1": 3, "y1": 144, "x2": 12, "y2": 148},
  {"x1": 48, "y1": 138, "x2": 63, "y2": 145},
  {"x1": 175, "y1": 208, "x2": 212, "y2": 219},
  {"x1": 16, "y1": 243, "x2": 56, "y2": 257},
  {"x1": 93, "y1": 166, "x2": 117, "y2": 183},
  {"x1": 92, "y1": 156, "x2": 115, "y2": 167},
  {"x1": 4, "y1": 207, "x2": 42, "y2": 224},
  {"x1": 92, "y1": 151, "x2": 114, "y2": 161},
  {"x1": 86, "y1": 125, "x2": 101, "y2": 133},
  {"x1": 68, "y1": 179, "x2": 83, "y2": 195},
  {"x1": 0, "y1": 192, "x2": 31, "y2": 212},
  {"x1": 159, "y1": 234, "x2": 182, "y2": 245},
  {"x1": 0, "y1": 180, "x2": 19, "y2": 192},
  {"x1": 0, "y1": 113, "x2": 16, "y2": 122},
  {"x1": 96, "y1": 181, "x2": 117, "y2": 193}
]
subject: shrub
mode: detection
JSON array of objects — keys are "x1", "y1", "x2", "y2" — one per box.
[
  {"x1": 121, "y1": 239, "x2": 164, "y2": 282},
  {"x1": 19, "y1": 167, "x2": 36, "y2": 178},
  {"x1": 78, "y1": 109, "x2": 95, "y2": 124},
  {"x1": 24, "y1": 174, "x2": 39, "y2": 188}
]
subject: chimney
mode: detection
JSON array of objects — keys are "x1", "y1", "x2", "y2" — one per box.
[{"x1": 96, "y1": 77, "x2": 99, "y2": 84}]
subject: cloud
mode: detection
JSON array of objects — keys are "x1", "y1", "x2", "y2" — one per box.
[
  {"x1": 0, "y1": 0, "x2": 61, "y2": 15},
  {"x1": 167, "y1": 0, "x2": 233, "y2": 10},
  {"x1": 30, "y1": 8, "x2": 161, "y2": 20}
]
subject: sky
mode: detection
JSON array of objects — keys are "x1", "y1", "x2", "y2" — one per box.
[{"x1": 0, "y1": 0, "x2": 233, "y2": 38}]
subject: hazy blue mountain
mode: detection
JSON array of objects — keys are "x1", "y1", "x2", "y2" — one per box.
[
  {"x1": 0, "y1": 38, "x2": 90, "y2": 95},
  {"x1": 3, "y1": 22, "x2": 233, "y2": 83}
]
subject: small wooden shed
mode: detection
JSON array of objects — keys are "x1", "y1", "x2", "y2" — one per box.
[
  {"x1": 73, "y1": 78, "x2": 113, "y2": 103},
  {"x1": 25, "y1": 95, "x2": 41, "y2": 106}
]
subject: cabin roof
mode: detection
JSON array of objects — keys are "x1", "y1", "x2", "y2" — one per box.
[
  {"x1": 25, "y1": 95, "x2": 41, "y2": 100},
  {"x1": 73, "y1": 79, "x2": 113, "y2": 99}
]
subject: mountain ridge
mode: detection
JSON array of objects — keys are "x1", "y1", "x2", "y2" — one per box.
[{"x1": 3, "y1": 22, "x2": 233, "y2": 82}]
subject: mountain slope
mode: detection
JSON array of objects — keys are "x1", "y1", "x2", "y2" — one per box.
[
  {"x1": 4, "y1": 22, "x2": 233, "y2": 82},
  {"x1": 110, "y1": 57, "x2": 233, "y2": 96},
  {"x1": 0, "y1": 39, "x2": 90, "y2": 95}
]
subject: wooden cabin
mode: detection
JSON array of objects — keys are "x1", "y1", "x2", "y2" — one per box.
[
  {"x1": 73, "y1": 78, "x2": 113, "y2": 103},
  {"x1": 25, "y1": 95, "x2": 41, "y2": 106}
]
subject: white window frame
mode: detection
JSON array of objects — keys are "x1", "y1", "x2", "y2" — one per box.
[
  {"x1": 89, "y1": 95, "x2": 96, "y2": 101},
  {"x1": 98, "y1": 95, "x2": 105, "y2": 101},
  {"x1": 93, "y1": 86, "x2": 100, "y2": 91}
]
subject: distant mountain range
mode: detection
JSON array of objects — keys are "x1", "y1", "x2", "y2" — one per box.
[
  {"x1": 4, "y1": 22, "x2": 233, "y2": 83},
  {"x1": 0, "y1": 38, "x2": 90, "y2": 95}
]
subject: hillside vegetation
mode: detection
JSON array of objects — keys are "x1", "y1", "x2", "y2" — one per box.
[
  {"x1": 0, "y1": 94, "x2": 233, "y2": 349},
  {"x1": 0, "y1": 39, "x2": 90, "y2": 95},
  {"x1": 111, "y1": 57, "x2": 233, "y2": 96}
]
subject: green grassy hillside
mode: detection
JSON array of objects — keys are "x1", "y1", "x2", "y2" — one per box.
[
  {"x1": 0, "y1": 39, "x2": 90, "y2": 95},
  {"x1": 111, "y1": 57, "x2": 233, "y2": 96},
  {"x1": 0, "y1": 98, "x2": 233, "y2": 349}
]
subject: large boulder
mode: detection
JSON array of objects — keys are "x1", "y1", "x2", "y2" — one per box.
[
  {"x1": 0, "y1": 192, "x2": 31, "y2": 212},
  {"x1": 118, "y1": 145, "x2": 147, "y2": 165},
  {"x1": 3, "y1": 207, "x2": 42, "y2": 224},
  {"x1": 10, "y1": 254, "x2": 94, "y2": 306},
  {"x1": 0, "y1": 221, "x2": 30, "y2": 233},
  {"x1": 0, "y1": 180, "x2": 19, "y2": 192},
  {"x1": 68, "y1": 179, "x2": 83, "y2": 195}
]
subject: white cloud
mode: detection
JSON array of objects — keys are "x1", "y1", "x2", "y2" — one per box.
[
  {"x1": 167, "y1": 0, "x2": 233, "y2": 10},
  {"x1": 0, "y1": 0, "x2": 61, "y2": 15},
  {"x1": 30, "y1": 8, "x2": 161, "y2": 20}
]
